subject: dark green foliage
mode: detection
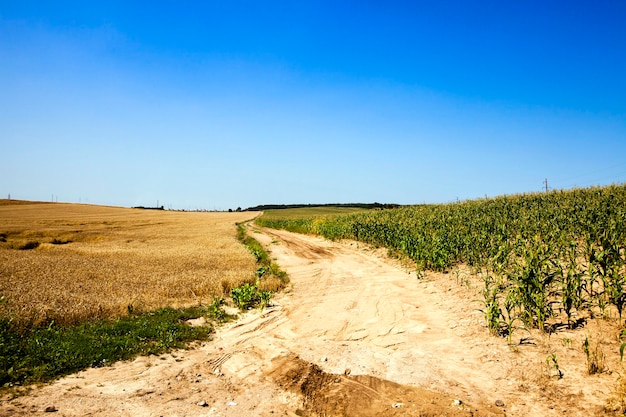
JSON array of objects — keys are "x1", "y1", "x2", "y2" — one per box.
[
  {"x1": 560, "y1": 241, "x2": 585, "y2": 327},
  {"x1": 245, "y1": 203, "x2": 399, "y2": 211},
  {"x1": 507, "y1": 236, "x2": 559, "y2": 331},
  {"x1": 231, "y1": 283, "x2": 258, "y2": 310},
  {"x1": 231, "y1": 223, "x2": 287, "y2": 312},
  {"x1": 207, "y1": 297, "x2": 231, "y2": 322},
  {"x1": 260, "y1": 185, "x2": 625, "y2": 274},
  {"x1": 231, "y1": 283, "x2": 272, "y2": 311}
]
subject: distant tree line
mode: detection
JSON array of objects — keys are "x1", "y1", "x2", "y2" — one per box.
[
  {"x1": 132, "y1": 206, "x2": 165, "y2": 210},
  {"x1": 244, "y1": 203, "x2": 400, "y2": 211}
]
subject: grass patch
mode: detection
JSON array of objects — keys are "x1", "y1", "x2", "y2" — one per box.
[
  {"x1": 231, "y1": 283, "x2": 271, "y2": 311},
  {"x1": 255, "y1": 207, "x2": 368, "y2": 238},
  {"x1": 233, "y1": 223, "x2": 288, "y2": 310},
  {"x1": 260, "y1": 206, "x2": 369, "y2": 220},
  {"x1": 238, "y1": 224, "x2": 271, "y2": 265},
  {"x1": 0, "y1": 305, "x2": 227, "y2": 387}
]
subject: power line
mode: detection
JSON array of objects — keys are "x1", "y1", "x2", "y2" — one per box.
[{"x1": 550, "y1": 162, "x2": 626, "y2": 189}]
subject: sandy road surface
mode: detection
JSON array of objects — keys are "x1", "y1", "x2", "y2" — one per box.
[{"x1": 1, "y1": 227, "x2": 608, "y2": 416}]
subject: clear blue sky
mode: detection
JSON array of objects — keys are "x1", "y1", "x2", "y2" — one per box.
[{"x1": 1, "y1": 1, "x2": 625, "y2": 210}]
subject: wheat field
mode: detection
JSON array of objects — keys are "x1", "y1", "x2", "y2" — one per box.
[{"x1": 0, "y1": 201, "x2": 259, "y2": 328}]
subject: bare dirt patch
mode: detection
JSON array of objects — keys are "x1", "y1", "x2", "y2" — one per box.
[
  {"x1": 1, "y1": 226, "x2": 620, "y2": 416},
  {"x1": 269, "y1": 354, "x2": 501, "y2": 416}
]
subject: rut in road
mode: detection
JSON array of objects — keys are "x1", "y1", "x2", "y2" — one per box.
[{"x1": 223, "y1": 227, "x2": 506, "y2": 395}]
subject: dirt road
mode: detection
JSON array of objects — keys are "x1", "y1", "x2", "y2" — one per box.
[{"x1": 1, "y1": 227, "x2": 611, "y2": 416}]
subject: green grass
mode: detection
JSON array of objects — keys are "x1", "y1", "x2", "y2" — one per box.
[
  {"x1": 233, "y1": 222, "x2": 288, "y2": 310},
  {"x1": 261, "y1": 206, "x2": 369, "y2": 220},
  {"x1": 236, "y1": 222, "x2": 288, "y2": 283},
  {"x1": 257, "y1": 207, "x2": 369, "y2": 237},
  {"x1": 0, "y1": 305, "x2": 228, "y2": 387}
]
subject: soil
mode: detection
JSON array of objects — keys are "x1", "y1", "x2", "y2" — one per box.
[{"x1": 1, "y1": 226, "x2": 622, "y2": 416}]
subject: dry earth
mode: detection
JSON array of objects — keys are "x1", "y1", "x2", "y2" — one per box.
[{"x1": 1, "y1": 226, "x2": 620, "y2": 416}]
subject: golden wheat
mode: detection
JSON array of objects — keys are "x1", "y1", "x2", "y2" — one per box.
[{"x1": 0, "y1": 201, "x2": 259, "y2": 327}]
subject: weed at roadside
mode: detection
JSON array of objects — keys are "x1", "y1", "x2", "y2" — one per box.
[
  {"x1": 232, "y1": 222, "x2": 288, "y2": 312},
  {"x1": 545, "y1": 353, "x2": 564, "y2": 379},
  {"x1": 583, "y1": 336, "x2": 606, "y2": 374},
  {"x1": 207, "y1": 297, "x2": 234, "y2": 323}
]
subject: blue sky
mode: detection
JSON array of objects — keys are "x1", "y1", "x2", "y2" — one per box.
[{"x1": 1, "y1": 1, "x2": 625, "y2": 210}]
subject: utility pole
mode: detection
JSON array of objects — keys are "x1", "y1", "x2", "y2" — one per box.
[{"x1": 544, "y1": 178, "x2": 549, "y2": 193}]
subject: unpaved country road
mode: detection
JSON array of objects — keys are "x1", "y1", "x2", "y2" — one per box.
[{"x1": 1, "y1": 227, "x2": 605, "y2": 416}]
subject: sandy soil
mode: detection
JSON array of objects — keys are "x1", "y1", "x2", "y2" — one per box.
[{"x1": 1, "y1": 226, "x2": 619, "y2": 416}]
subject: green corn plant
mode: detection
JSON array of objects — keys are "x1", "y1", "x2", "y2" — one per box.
[
  {"x1": 478, "y1": 274, "x2": 502, "y2": 335},
  {"x1": 546, "y1": 353, "x2": 563, "y2": 379},
  {"x1": 587, "y1": 229, "x2": 626, "y2": 319},
  {"x1": 560, "y1": 241, "x2": 585, "y2": 328},
  {"x1": 509, "y1": 236, "x2": 558, "y2": 332},
  {"x1": 583, "y1": 336, "x2": 605, "y2": 375},
  {"x1": 607, "y1": 269, "x2": 626, "y2": 320},
  {"x1": 501, "y1": 287, "x2": 526, "y2": 345},
  {"x1": 583, "y1": 235, "x2": 601, "y2": 303},
  {"x1": 601, "y1": 230, "x2": 626, "y2": 320}
]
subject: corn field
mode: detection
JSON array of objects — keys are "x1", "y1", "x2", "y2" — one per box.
[{"x1": 257, "y1": 184, "x2": 626, "y2": 335}]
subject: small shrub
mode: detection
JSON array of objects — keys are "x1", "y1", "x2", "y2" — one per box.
[
  {"x1": 207, "y1": 297, "x2": 231, "y2": 322},
  {"x1": 258, "y1": 291, "x2": 272, "y2": 312},
  {"x1": 231, "y1": 283, "x2": 258, "y2": 310},
  {"x1": 255, "y1": 265, "x2": 268, "y2": 278}
]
